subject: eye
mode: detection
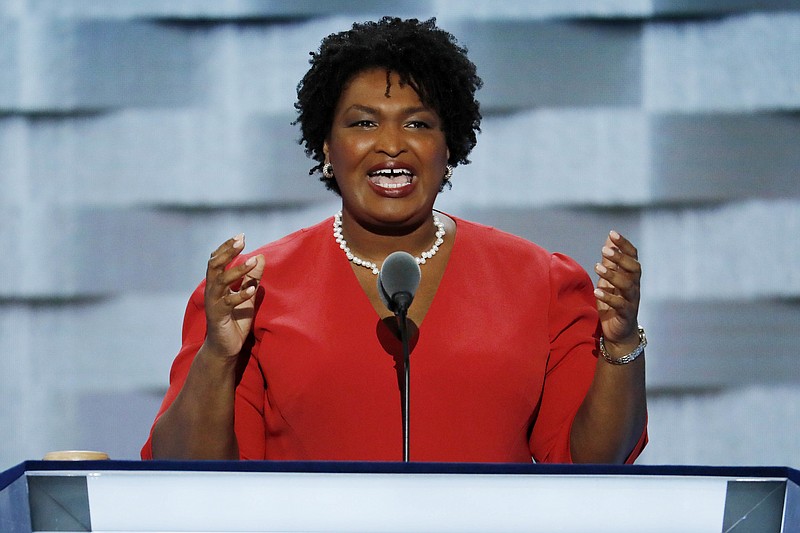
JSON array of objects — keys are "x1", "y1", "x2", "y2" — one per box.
[
  {"x1": 349, "y1": 119, "x2": 376, "y2": 128},
  {"x1": 406, "y1": 120, "x2": 430, "y2": 129}
]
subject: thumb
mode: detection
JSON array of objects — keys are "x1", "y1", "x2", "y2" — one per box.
[{"x1": 242, "y1": 254, "x2": 265, "y2": 291}]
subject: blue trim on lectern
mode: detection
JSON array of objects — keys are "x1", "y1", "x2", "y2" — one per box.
[
  {"x1": 15, "y1": 460, "x2": 800, "y2": 485},
  {"x1": 0, "y1": 462, "x2": 26, "y2": 492}
]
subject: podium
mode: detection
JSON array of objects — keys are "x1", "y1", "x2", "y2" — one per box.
[{"x1": 2, "y1": 461, "x2": 798, "y2": 532}]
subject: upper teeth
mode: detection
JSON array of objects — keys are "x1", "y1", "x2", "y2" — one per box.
[{"x1": 371, "y1": 168, "x2": 412, "y2": 176}]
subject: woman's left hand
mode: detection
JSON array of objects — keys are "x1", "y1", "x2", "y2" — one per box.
[{"x1": 593, "y1": 231, "x2": 642, "y2": 350}]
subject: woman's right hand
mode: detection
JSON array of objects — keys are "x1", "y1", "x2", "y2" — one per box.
[
  {"x1": 150, "y1": 234, "x2": 264, "y2": 460},
  {"x1": 203, "y1": 234, "x2": 265, "y2": 360}
]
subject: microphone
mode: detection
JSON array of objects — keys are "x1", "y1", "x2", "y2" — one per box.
[
  {"x1": 376, "y1": 251, "x2": 420, "y2": 463},
  {"x1": 377, "y1": 251, "x2": 421, "y2": 316}
]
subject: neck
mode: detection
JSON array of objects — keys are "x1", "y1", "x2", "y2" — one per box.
[{"x1": 338, "y1": 210, "x2": 439, "y2": 264}]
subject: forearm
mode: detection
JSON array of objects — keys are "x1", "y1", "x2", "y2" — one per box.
[
  {"x1": 569, "y1": 344, "x2": 647, "y2": 464},
  {"x1": 151, "y1": 345, "x2": 240, "y2": 460}
]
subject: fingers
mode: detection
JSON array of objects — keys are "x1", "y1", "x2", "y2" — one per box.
[
  {"x1": 600, "y1": 231, "x2": 640, "y2": 273},
  {"x1": 594, "y1": 230, "x2": 641, "y2": 309},
  {"x1": 221, "y1": 258, "x2": 259, "y2": 304},
  {"x1": 222, "y1": 255, "x2": 265, "y2": 308},
  {"x1": 241, "y1": 254, "x2": 265, "y2": 289},
  {"x1": 205, "y1": 234, "x2": 263, "y2": 307},
  {"x1": 207, "y1": 234, "x2": 245, "y2": 280}
]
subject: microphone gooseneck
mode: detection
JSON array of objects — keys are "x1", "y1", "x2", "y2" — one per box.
[{"x1": 376, "y1": 251, "x2": 421, "y2": 463}]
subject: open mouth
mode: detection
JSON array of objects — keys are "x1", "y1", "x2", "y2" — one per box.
[{"x1": 368, "y1": 168, "x2": 415, "y2": 189}]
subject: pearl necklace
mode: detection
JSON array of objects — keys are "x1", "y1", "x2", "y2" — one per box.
[{"x1": 333, "y1": 211, "x2": 446, "y2": 275}]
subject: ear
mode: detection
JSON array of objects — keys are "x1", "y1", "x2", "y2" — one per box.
[{"x1": 323, "y1": 139, "x2": 330, "y2": 162}]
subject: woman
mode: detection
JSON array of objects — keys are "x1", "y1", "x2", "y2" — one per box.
[{"x1": 142, "y1": 17, "x2": 647, "y2": 463}]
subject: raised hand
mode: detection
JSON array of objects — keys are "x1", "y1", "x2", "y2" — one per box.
[
  {"x1": 203, "y1": 234, "x2": 265, "y2": 360},
  {"x1": 571, "y1": 231, "x2": 648, "y2": 463},
  {"x1": 593, "y1": 231, "x2": 641, "y2": 350}
]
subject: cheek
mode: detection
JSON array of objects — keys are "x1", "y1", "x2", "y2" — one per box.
[
  {"x1": 421, "y1": 139, "x2": 449, "y2": 166},
  {"x1": 329, "y1": 138, "x2": 367, "y2": 166}
]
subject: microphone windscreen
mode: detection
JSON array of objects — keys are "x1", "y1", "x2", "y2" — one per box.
[{"x1": 377, "y1": 251, "x2": 421, "y2": 311}]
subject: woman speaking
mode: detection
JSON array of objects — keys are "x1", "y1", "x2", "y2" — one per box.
[{"x1": 142, "y1": 17, "x2": 647, "y2": 463}]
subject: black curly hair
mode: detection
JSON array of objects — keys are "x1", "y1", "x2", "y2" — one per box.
[{"x1": 294, "y1": 16, "x2": 483, "y2": 194}]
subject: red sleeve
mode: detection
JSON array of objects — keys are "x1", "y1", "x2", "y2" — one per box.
[
  {"x1": 140, "y1": 282, "x2": 267, "y2": 460},
  {"x1": 529, "y1": 253, "x2": 647, "y2": 463}
]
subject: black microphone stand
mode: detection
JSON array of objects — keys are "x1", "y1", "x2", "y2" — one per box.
[{"x1": 393, "y1": 292, "x2": 413, "y2": 463}]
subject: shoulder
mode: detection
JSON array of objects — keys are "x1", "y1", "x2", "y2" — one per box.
[
  {"x1": 449, "y1": 213, "x2": 591, "y2": 288},
  {"x1": 242, "y1": 217, "x2": 333, "y2": 268},
  {"x1": 183, "y1": 217, "x2": 334, "y2": 299},
  {"x1": 449, "y1": 214, "x2": 552, "y2": 268}
]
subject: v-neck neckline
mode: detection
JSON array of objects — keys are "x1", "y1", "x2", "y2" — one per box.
[{"x1": 330, "y1": 212, "x2": 460, "y2": 335}]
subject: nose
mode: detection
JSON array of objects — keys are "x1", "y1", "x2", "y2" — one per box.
[{"x1": 375, "y1": 123, "x2": 406, "y2": 157}]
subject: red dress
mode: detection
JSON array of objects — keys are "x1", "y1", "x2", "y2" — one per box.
[{"x1": 142, "y1": 215, "x2": 646, "y2": 463}]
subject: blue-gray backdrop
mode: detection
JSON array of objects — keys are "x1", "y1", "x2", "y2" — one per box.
[{"x1": 1, "y1": 0, "x2": 799, "y2": 468}]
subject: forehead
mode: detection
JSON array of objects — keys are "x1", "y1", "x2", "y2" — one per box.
[{"x1": 336, "y1": 68, "x2": 425, "y2": 109}]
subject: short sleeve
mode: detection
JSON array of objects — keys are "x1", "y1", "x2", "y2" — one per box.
[
  {"x1": 529, "y1": 253, "x2": 647, "y2": 464},
  {"x1": 140, "y1": 281, "x2": 267, "y2": 460},
  {"x1": 529, "y1": 253, "x2": 601, "y2": 463}
]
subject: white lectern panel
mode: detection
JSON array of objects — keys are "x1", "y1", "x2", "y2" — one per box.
[{"x1": 76, "y1": 471, "x2": 728, "y2": 533}]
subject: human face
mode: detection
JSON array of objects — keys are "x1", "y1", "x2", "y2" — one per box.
[{"x1": 323, "y1": 68, "x2": 449, "y2": 231}]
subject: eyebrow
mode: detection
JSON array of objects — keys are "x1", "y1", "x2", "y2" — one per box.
[{"x1": 344, "y1": 104, "x2": 434, "y2": 116}]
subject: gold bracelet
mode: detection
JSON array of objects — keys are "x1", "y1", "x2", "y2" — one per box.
[{"x1": 599, "y1": 326, "x2": 647, "y2": 365}]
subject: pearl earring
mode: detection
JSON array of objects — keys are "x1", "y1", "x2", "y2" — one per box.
[{"x1": 443, "y1": 165, "x2": 454, "y2": 181}]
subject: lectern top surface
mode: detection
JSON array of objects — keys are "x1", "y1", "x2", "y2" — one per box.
[{"x1": 2, "y1": 461, "x2": 798, "y2": 533}]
